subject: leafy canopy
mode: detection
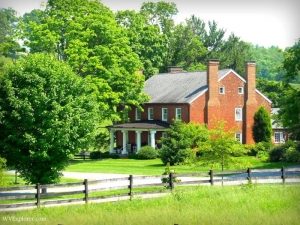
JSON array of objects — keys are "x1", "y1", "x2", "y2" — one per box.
[
  {"x1": 0, "y1": 53, "x2": 105, "y2": 184},
  {"x1": 196, "y1": 119, "x2": 248, "y2": 170},
  {"x1": 160, "y1": 120, "x2": 209, "y2": 165}
]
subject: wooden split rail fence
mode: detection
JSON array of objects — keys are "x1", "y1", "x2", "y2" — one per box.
[{"x1": 0, "y1": 167, "x2": 299, "y2": 211}]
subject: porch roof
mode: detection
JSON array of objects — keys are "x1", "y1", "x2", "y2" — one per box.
[{"x1": 108, "y1": 120, "x2": 170, "y2": 130}]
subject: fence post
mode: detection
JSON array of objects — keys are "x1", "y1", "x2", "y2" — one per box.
[
  {"x1": 209, "y1": 170, "x2": 214, "y2": 185},
  {"x1": 169, "y1": 172, "x2": 174, "y2": 190},
  {"x1": 281, "y1": 167, "x2": 286, "y2": 184},
  {"x1": 129, "y1": 175, "x2": 133, "y2": 200},
  {"x1": 36, "y1": 183, "x2": 40, "y2": 207},
  {"x1": 84, "y1": 179, "x2": 88, "y2": 203},
  {"x1": 247, "y1": 168, "x2": 252, "y2": 183}
]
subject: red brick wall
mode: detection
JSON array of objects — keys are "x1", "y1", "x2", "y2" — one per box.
[
  {"x1": 189, "y1": 92, "x2": 207, "y2": 124},
  {"x1": 218, "y1": 71, "x2": 245, "y2": 133}
]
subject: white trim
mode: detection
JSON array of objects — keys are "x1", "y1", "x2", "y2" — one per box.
[
  {"x1": 238, "y1": 87, "x2": 244, "y2": 94},
  {"x1": 148, "y1": 108, "x2": 153, "y2": 120},
  {"x1": 219, "y1": 69, "x2": 247, "y2": 83},
  {"x1": 219, "y1": 86, "x2": 225, "y2": 94},
  {"x1": 162, "y1": 108, "x2": 168, "y2": 121},
  {"x1": 235, "y1": 108, "x2": 243, "y2": 121},
  {"x1": 188, "y1": 87, "x2": 208, "y2": 104},
  {"x1": 135, "y1": 108, "x2": 141, "y2": 120},
  {"x1": 175, "y1": 108, "x2": 182, "y2": 119},
  {"x1": 255, "y1": 89, "x2": 272, "y2": 103},
  {"x1": 235, "y1": 132, "x2": 242, "y2": 143},
  {"x1": 274, "y1": 132, "x2": 284, "y2": 143}
]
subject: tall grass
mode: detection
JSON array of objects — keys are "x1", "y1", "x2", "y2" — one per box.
[{"x1": 1, "y1": 184, "x2": 299, "y2": 225}]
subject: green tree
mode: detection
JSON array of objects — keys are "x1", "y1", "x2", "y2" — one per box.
[
  {"x1": 0, "y1": 53, "x2": 107, "y2": 184},
  {"x1": 278, "y1": 39, "x2": 300, "y2": 140},
  {"x1": 115, "y1": 10, "x2": 168, "y2": 79},
  {"x1": 0, "y1": 8, "x2": 22, "y2": 59},
  {"x1": 21, "y1": 0, "x2": 149, "y2": 121},
  {"x1": 197, "y1": 119, "x2": 247, "y2": 170},
  {"x1": 218, "y1": 33, "x2": 253, "y2": 76},
  {"x1": 252, "y1": 45, "x2": 285, "y2": 81},
  {"x1": 252, "y1": 106, "x2": 272, "y2": 143},
  {"x1": 160, "y1": 120, "x2": 209, "y2": 165}
]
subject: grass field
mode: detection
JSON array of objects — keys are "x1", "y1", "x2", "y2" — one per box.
[
  {"x1": 65, "y1": 156, "x2": 299, "y2": 176},
  {"x1": 1, "y1": 184, "x2": 299, "y2": 225}
]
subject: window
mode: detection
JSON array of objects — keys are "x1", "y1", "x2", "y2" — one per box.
[
  {"x1": 162, "y1": 108, "x2": 168, "y2": 121},
  {"x1": 274, "y1": 132, "x2": 284, "y2": 143},
  {"x1": 135, "y1": 108, "x2": 141, "y2": 120},
  {"x1": 148, "y1": 108, "x2": 153, "y2": 120},
  {"x1": 219, "y1": 87, "x2": 225, "y2": 94},
  {"x1": 176, "y1": 108, "x2": 182, "y2": 120},
  {"x1": 235, "y1": 108, "x2": 242, "y2": 121},
  {"x1": 235, "y1": 133, "x2": 242, "y2": 143},
  {"x1": 238, "y1": 87, "x2": 244, "y2": 94}
]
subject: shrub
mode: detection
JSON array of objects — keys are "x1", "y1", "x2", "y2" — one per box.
[
  {"x1": 269, "y1": 145, "x2": 287, "y2": 162},
  {"x1": 0, "y1": 157, "x2": 7, "y2": 187},
  {"x1": 89, "y1": 151, "x2": 119, "y2": 159},
  {"x1": 248, "y1": 142, "x2": 274, "y2": 157},
  {"x1": 128, "y1": 153, "x2": 139, "y2": 159},
  {"x1": 284, "y1": 147, "x2": 300, "y2": 163},
  {"x1": 269, "y1": 141, "x2": 297, "y2": 162},
  {"x1": 137, "y1": 146, "x2": 157, "y2": 159},
  {"x1": 89, "y1": 151, "x2": 102, "y2": 159},
  {"x1": 175, "y1": 149, "x2": 195, "y2": 164}
]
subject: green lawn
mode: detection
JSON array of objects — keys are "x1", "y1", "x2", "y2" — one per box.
[
  {"x1": 66, "y1": 156, "x2": 299, "y2": 175},
  {"x1": 1, "y1": 184, "x2": 299, "y2": 225}
]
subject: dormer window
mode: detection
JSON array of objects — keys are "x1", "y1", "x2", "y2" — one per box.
[
  {"x1": 219, "y1": 87, "x2": 225, "y2": 94},
  {"x1": 238, "y1": 87, "x2": 244, "y2": 94}
]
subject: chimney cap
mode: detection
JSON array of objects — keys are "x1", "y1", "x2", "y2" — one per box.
[{"x1": 245, "y1": 60, "x2": 256, "y2": 64}]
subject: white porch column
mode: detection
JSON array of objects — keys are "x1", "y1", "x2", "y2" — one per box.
[
  {"x1": 109, "y1": 130, "x2": 115, "y2": 153},
  {"x1": 150, "y1": 130, "x2": 156, "y2": 149},
  {"x1": 121, "y1": 130, "x2": 128, "y2": 154},
  {"x1": 136, "y1": 131, "x2": 142, "y2": 152}
]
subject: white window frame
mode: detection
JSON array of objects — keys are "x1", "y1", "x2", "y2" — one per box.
[
  {"x1": 219, "y1": 86, "x2": 225, "y2": 94},
  {"x1": 235, "y1": 133, "x2": 242, "y2": 143},
  {"x1": 148, "y1": 108, "x2": 153, "y2": 120},
  {"x1": 274, "y1": 132, "x2": 284, "y2": 143},
  {"x1": 135, "y1": 108, "x2": 141, "y2": 120},
  {"x1": 176, "y1": 108, "x2": 182, "y2": 120},
  {"x1": 238, "y1": 87, "x2": 244, "y2": 94},
  {"x1": 235, "y1": 108, "x2": 242, "y2": 121},
  {"x1": 162, "y1": 108, "x2": 168, "y2": 121}
]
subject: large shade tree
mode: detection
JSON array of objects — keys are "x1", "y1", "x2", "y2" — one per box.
[
  {"x1": 0, "y1": 53, "x2": 108, "y2": 184},
  {"x1": 21, "y1": 0, "x2": 149, "y2": 121},
  {"x1": 278, "y1": 39, "x2": 300, "y2": 139}
]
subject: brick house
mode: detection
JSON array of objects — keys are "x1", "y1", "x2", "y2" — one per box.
[{"x1": 108, "y1": 60, "x2": 272, "y2": 154}]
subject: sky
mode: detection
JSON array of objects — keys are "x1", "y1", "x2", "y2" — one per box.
[{"x1": 1, "y1": 0, "x2": 299, "y2": 49}]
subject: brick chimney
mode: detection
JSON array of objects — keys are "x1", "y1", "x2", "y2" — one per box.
[
  {"x1": 245, "y1": 61, "x2": 257, "y2": 144},
  {"x1": 207, "y1": 59, "x2": 220, "y2": 127},
  {"x1": 168, "y1": 66, "x2": 183, "y2": 73}
]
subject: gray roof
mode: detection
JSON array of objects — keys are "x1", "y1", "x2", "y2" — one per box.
[{"x1": 143, "y1": 69, "x2": 232, "y2": 103}]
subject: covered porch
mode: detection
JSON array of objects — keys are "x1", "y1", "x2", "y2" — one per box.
[{"x1": 107, "y1": 120, "x2": 170, "y2": 154}]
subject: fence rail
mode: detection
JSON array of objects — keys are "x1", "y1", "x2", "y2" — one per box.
[{"x1": 1, "y1": 167, "x2": 299, "y2": 211}]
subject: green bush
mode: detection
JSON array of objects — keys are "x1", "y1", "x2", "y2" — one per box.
[
  {"x1": 269, "y1": 141, "x2": 297, "y2": 162},
  {"x1": 137, "y1": 146, "x2": 157, "y2": 159},
  {"x1": 89, "y1": 151, "x2": 102, "y2": 159},
  {"x1": 248, "y1": 142, "x2": 274, "y2": 157},
  {"x1": 269, "y1": 145, "x2": 287, "y2": 162},
  {"x1": 128, "y1": 153, "x2": 139, "y2": 159},
  {"x1": 0, "y1": 157, "x2": 7, "y2": 187},
  {"x1": 89, "y1": 151, "x2": 119, "y2": 159},
  {"x1": 284, "y1": 147, "x2": 300, "y2": 163},
  {"x1": 175, "y1": 149, "x2": 195, "y2": 164}
]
